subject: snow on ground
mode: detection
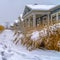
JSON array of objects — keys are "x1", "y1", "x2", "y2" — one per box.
[{"x1": 0, "y1": 29, "x2": 60, "y2": 60}]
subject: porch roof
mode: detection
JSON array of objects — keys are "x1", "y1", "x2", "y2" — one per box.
[{"x1": 26, "y1": 5, "x2": 57, "y2": 11}]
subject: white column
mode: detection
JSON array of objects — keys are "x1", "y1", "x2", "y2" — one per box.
[
  {"x1": 33, "y1": 14, "x2": 36, "y2": 27},
  {"x1": 47, "y1": 14, "x2": 50, "y2": 36},
  {"x1": 24, "y1": 19, "x2": 26, "y2": 27},
  {"x1": 51, "y1": 14, "x2": 53, "y2": 25},
  {"x1": 28, "y1": 18, "x2": 30, "y2": 27},
  {"x1": 24, "y1": 20, "x2": 26, "y2": 27},
  {"x1": 47, "y1": 14, "x2": 50, "y2": 27},
  {"x1": 56, "y1": 13, "x2": 58, "y2": 23},
  {"x1": 43, "y1": 17, "x2": 44, "y2": 26}
]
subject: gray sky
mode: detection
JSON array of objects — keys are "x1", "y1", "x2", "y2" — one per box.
[{"x1": 0, "y1": 0, "x2": 60, "y2": 24}]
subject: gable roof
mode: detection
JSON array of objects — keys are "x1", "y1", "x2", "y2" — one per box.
[{"x1": 26, "y1": 5, "x2": 57, "y2": 11}]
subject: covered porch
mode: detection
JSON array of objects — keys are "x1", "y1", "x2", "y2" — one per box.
[
  {"x1": 23, "y1": 11, "x2": 50, "y2": 32},
  {"x1": 51, "y1": 11, "x2": 60, "y2": 25}
]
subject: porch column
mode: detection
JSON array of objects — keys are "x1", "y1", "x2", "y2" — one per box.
[
  {"x1": 33, "y1": 14, "x2": 36, "y2": 27},
  {"x1": 25, "y1": 19, "x2": 27, "y2": 27},
  {"x1": 47, "y1": 14, "x2": 50, "y2": 27},
  {"x1": 28, "y1": 17, "x2": 30, "y2": 27},
  {"x1": 56, "y1": 13, "x2": 58, "y2": 23},
  {"x1": 42, "y1": 17, "x2": 45, "y2": 27},
  {"x1": 47, "y1": 14, "x2": 50, "y2": 36},
  {"x1": 51, "y1": 14, "x2": 53, "y2": 25}
]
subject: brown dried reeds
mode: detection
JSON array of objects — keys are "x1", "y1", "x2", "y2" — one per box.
[
  {"x1": 42, "y1": 28, "x2": 60, "y2": 51},
  {"x1": 13, "y1": 23, "x2": 60, "y2": 51},
  {"x1": 0, "y1": 25, "x2": 5, "y2": 33}
]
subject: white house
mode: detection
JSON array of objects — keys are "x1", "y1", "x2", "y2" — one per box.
[{"x1": 22, "y1": 4, "x2": 60, "y2": 29}]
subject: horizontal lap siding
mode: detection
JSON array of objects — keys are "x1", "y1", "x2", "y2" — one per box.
[{"x1": 51, "y1": 8, "x2": 60, "y2": 14}]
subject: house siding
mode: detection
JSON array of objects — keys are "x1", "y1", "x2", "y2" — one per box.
[{"x1": 51, "y1": 8, "x2": 60, "y2": 14}]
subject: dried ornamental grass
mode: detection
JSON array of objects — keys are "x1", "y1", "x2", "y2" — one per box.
[
  {"x1": 0, "y1": 25, "x2": 5, "y2": 33},
  {"x1": 43, "y1": 28, "x2": 60, "y2": 51}
]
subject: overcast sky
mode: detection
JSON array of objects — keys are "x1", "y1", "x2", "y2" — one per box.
[{"x1": 0, "y1": 0, "x2": 60, "y2": 24}]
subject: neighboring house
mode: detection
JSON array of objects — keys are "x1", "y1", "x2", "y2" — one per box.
[
  {"x1": 22, "y1": 4, "x2": 60, "y2": 28},
  {"x1": 14, "y1": 20, "x2": 21, "y2": 30},
  {"x1": 18, "y1": 14, "x2": 26, "y2": 33},
  {"x1": 10, "y1": 23, "x2": 14, "y2": 30},
  {"x1": 10, "y1": 20, "x2": 21, "y2": 30}
]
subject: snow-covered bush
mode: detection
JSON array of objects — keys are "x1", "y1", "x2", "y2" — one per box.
[
  {"x1": 13, "y1": 23, "x2": 60, "y2": 51},
  {"x1": 21, "y1": 31, "x2": 45, "y2": 51},
  {"x1": 25, "y1": 23, "x2": 60, "y2": 51},
  {"x1": 31, "y1": 31, "x2": 40, "y2": 41},
  {"x1": 42, "y1": 25, "x2": 60, "y2": 51}
]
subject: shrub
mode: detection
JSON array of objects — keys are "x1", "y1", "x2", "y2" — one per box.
[{"x1": 0, "y1": 25, "x2": 5, "y2": 33}]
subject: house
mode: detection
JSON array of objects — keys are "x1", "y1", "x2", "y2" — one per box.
[
  {"x1": 22, "y1": 4, "x2": 60, "y2": 30},
  {"x1": 18, "y1": 14, "x2": 25, "y2": 33}
]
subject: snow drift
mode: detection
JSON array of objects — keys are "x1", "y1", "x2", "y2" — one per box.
[{"x1": 0, "y1": 29, "x2": 60, "y2": 60}]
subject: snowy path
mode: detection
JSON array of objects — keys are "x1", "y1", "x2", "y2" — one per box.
[{"x1": 0, "y1": 30, "x2": 60, "y2": 60}]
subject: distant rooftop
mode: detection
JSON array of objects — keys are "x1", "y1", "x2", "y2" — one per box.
[
  {"x1": 10, "y1": 23, "x2": 14, "y2": 26},
  {"x1": 19, "y1": 14, "x2": 24, "y2": 21},
  {"x1": 15, "y1": 20, "x2": 19, "y2": 23},
  {"x1": 26, "y1": 5, "x2": 57, "y2": 10}
]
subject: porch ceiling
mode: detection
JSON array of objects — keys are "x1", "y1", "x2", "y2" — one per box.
[{"x1": 36, "y1": 14, "x2": 45, "y2": 18}]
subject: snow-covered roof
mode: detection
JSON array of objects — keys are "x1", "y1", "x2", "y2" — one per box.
[
  {"x1": 10, "y1": 23, "x2": 14, "y2": 26},
  {"x1": 19, "y1": 14, "x2": 24, "y2": 21},
  {"x1": 15, "y1": 20, "x2": 19, "y2": 23},
  {"x1": 26, "y1": 5, "x2": 57, "y2": 10}
]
